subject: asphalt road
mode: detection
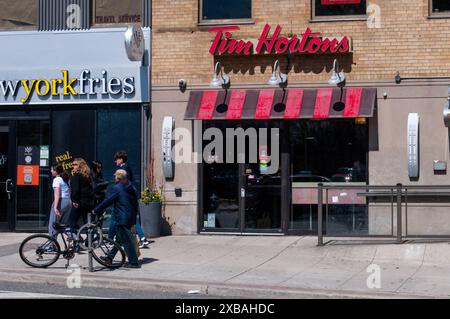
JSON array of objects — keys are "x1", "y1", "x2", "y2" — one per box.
[{"x1": 0, "y1": 280, "x2": 231, "y2": 299}]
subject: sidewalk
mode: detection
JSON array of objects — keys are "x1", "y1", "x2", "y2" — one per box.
[{"x1": 1, "y1": 233, "x2": 450, "y2": 298}]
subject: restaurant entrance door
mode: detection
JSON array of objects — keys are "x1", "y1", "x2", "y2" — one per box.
[{"x1": 200, "y1": 121, "x2": 284, "y2": 234}]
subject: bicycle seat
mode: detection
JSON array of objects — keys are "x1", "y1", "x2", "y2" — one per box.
[{"x1": 53, "y1": 223, "x2": 70, "y2": 231}]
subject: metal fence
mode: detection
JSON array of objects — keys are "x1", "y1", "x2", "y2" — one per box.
[{"x1": 317, "y1": 183, "x2": 450, "y2": 246}]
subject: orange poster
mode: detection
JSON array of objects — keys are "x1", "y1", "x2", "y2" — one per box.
[{"x1": 17, "y1": 165, "x2": 39, "y2": 186}]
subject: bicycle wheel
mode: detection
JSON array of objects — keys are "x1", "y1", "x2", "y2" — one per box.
[
  {"x1": 19, "y1": 234, "x2": 61, "y2": 268},
  {"x1": 92, "y1": 238, "x2": 126, "y2": 269},
  {"x1": 77, "y1": 224, "x2": 103, "y2": 250}
]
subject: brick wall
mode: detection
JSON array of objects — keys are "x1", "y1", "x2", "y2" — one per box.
[{"x1": 152, "y1": 0, "x2": 450, "y2": 85}]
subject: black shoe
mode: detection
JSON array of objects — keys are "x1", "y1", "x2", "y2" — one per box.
[{"x1": 123, "y1": 262, "x2": 141, "y2": 269}]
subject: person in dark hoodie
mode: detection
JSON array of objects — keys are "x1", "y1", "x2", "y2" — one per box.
[
  {"x1": 112, "y1": 150, "x2": 150, "y2": 248},
  {"x1": 69, "y1": 158, "x2": 94, "y2": 230},
  {"x1": 93, "y1": 169, "x2": 140, "y2": 268}
]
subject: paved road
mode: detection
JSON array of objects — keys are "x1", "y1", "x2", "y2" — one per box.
[{"x1": 0, "y1": 280, "x2": 230, "y2": 299}]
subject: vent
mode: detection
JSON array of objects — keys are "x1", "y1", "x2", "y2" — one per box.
[{"x1": 38, "y1": 0, "x2": 90, "y2": 31}]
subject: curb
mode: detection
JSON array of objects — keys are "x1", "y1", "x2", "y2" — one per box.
[{"x1": 0, "y1": 268, "x2": 436, "y2": 299}]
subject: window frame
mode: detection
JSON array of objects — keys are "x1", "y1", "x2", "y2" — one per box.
[
  {"x1": 429, "y1": 0, "x2": 450, "y2": 18},
  {"x1": 311, "y1": 0, "x2": 368, "y2": 22},
  {"x1": 91, "y1": 0, "x2": 143, "y2": 28},
  {"x1": 198, "y1": 0, "x2": 254, "y2": 26}
]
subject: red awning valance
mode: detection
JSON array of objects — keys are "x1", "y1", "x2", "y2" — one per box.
[{"x1": 184, "y1": 88, "x2": 377, "y2": 120}]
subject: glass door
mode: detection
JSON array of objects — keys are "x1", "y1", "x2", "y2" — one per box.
[
  {"x1": 15, "y1": 120, "x2": 51, "y2": 231},
  {"x1": 241, "y1": 122, "x2": 282, "y2": 232},
  {"x1": 0, "y1": 123, "x2": 14, "y2": 230},
  {"x1": 201, "y1": 121, "x2": 283, "y2": 233}
]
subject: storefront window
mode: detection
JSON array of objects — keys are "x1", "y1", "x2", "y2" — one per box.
[
  {"x1": 313, "y1": 0, "x2": 367, "y2": 19},
  {"x1": 0, "y1": 0, "x2": 37, "y2": 30},
  {"x1": 94, "y1": 0, "x2": 141, "y2": 26},
  {"x1": 430, "y1": 0, "x2": 450, "y2": 15},
  {"x1": 200, "y1": 0, "x2": 251, "y2": 22},
  {"x1": 290, "y1": 120, "x2": 368, "y2": 183}
]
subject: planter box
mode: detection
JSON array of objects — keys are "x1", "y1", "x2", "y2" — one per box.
[{"x1": 139, "y1": 202, "x2": 161, "y2": 238}]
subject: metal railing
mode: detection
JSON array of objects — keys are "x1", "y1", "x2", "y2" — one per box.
[{"x1": 317, "y1": 183, "x2": 450, "y2": 246}]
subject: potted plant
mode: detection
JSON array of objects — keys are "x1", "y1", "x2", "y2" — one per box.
[
  {"x1": 139, "y1": 158, "x2": 163, "y2": 238},
  {"x1": 139, "y1": 186, "x2": 162, "y2": 238}
]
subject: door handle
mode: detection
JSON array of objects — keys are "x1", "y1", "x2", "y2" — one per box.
[{"x1": 5, "y1": 179, "x2": 13, "y2": 200}]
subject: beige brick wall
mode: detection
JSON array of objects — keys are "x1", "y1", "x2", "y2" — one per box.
[{"x1": 152, "y1": 0, "x2": 450, "y2": 85}]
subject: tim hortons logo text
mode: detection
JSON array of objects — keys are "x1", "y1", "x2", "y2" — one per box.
[
  {"x1": 208, "y1": 24, "x2": 351, "y2": 55},
  {"x1": 0, "y1": 70, "x2": 135, "y2": 103}
]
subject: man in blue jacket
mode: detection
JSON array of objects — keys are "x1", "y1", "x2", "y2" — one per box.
[{"x1": 93, "y1": 169, "x2": 140, "y2": 268}]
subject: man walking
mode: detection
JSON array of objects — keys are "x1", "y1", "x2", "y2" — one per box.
[{"x1": 93, "y1": 169, "x2": 140, "y2": 268}]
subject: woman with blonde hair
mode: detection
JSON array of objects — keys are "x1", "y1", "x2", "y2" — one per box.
[{"x1": 69, "y1": 158, "x2": 95, "y2": 230}]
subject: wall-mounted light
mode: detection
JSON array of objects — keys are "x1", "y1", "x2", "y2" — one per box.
[
  {"x1": 210, "y1": 62, "x2": 230, "y2": 88},
  {"x1": 328, "y1": 59, "x2": 345, "y2": 86},
  {"x1": 268, "y1": 60, "x2": 287, "y2": 87}
]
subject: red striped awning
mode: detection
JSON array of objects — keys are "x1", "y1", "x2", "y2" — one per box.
[{"x1": 184, "y1": 88, "x2": 377, "y2": 120}]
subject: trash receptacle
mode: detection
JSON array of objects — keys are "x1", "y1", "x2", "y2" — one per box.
[{"x1": 139, "y1": 202, "x2": 161, "y2": 238}]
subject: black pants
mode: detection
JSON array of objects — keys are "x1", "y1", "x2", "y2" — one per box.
[{"x1": 69, "y1": 205, "x2": 92, "y2": 230}]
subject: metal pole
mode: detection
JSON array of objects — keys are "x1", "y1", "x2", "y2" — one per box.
[
  {"x1": 88, "y1": 213, "x2": 93, "y2": 272},
  {"x1": 396, "y1": 183, "x2": 402, "y2": 244},
  {"x1": 318, "y1": 183, "x2": 323, "y2": 246}
]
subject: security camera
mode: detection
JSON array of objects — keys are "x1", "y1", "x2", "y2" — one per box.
[{"x1": 178, "y1": 79, "x2": 187, "y2": 92}]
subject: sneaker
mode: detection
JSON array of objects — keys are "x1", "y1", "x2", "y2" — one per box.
[
  {"x1": 139, "y1": 237, "x2": 150, "y2": 248},
  {"x1": 123, "y1": 262, "x2": 141, "y2": 269},
  {"x1": 99, "y1": 256, "x2": 112, "y2": 266}
]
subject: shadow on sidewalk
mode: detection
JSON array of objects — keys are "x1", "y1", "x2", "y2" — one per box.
[{"x1": 140, "y1": 257, "x2": 158, "y2": 265}]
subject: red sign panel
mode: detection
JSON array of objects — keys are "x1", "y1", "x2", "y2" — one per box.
[
  {"x1": 208, "y1": 24, "x2": 351, "y2": 55},
  {"x1": 321, "y1": 0, "x2": 361, "y2": 4},
  {"x1": 284, "y1": 89, "x2": 304, "y2": 119},
  {"x1": 344, "y1": 88, "x2": 363, "y2": 118},
  {"x1": 17, "y1": 165, "x2": 39, "y2": 186},
  {"x1": 226, "y1": 90, "x2": 246, "y2": 120},
  {"x1": 255, "y1": 90, "x2": 275, "y2": 119},
  {"x1": 313, "y1": 89, "x2": 333, "y2": 119},
  {"x1": 197, "y1": 91, "x2": 218, "y2": 120}
]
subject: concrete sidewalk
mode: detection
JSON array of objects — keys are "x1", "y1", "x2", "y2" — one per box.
[{"x1": 1, "y1": 233, "x2": 450, "y2": 298}]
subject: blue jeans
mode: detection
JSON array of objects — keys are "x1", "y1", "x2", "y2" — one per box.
[{"x1": 108, "y1": 225, "x2": 139, "y2": 265}]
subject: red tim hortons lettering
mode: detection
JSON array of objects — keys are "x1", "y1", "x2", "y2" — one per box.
[{"x1": 208, "y1": 26, "x2": 253, "y2": 55}]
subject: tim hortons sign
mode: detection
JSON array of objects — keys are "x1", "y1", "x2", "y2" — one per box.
[{"x1": 208, "y1": 24, "x2": 352, "y2": 55}]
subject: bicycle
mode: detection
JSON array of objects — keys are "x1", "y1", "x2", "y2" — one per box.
[{"x1": 19, "y1": 215, "x2": 126, "y2": 269}]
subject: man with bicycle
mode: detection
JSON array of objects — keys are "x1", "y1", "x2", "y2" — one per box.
[{"x1": 92, "y1": 169, "x2": 140, "y2": 268}]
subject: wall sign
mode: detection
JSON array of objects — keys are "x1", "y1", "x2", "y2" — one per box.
[
  {"x1": 0, "y1": 70, "x2": 135, "y2": 104},
  {"x1": 208, "y1": 24, "x2": 351, "y2": 56},
  {"x1": 162, "y1": 116, "x2": 174, "y2": 179},
  {"x1": 407, "y1": 113, "x2": 420, "y2": 179}
]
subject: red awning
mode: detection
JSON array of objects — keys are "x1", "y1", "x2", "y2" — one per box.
[{"x1": 184, "y1": 88, "x2": 377, "y2": 120}]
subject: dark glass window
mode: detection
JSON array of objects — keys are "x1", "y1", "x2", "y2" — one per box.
[
  {"x1": 0, "y1": 0, "x2": 37, "y2": 30},
  {"x1": 201, "y1": 0, "x2": 251, "y2": 21},
  {"x1": 290, "y1": 120, "x2": 368, "y2": 183},
  {"x1": 314, "y1": 0, "x2": 366, "y2": 17},
  {"x1": 432, "y1": 0, "x2": 450, "y2": 13},
  {"x1": 94, "y1": 0, "x2": 141, "y2": 25}
]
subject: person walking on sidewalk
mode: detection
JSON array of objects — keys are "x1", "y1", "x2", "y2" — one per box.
[
  {"x1": 91, "y1": 160, "x2": 108, "y2": 206},
  {"x1": 69, "y1": 158, "x2": 95, "y2": 230},
  {"x1": 93, "y1": 169, "x2": 140, "y2": 268},
  {"x1": 112, "y1": 150, "x2": 150, "y2": 248},
  {"x1": 48, "y1": 163, "x2": 71, "y2": 238}
]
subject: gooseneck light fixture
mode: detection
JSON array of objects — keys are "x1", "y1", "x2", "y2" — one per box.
[
  {"x1": 210, "y1": 62, "x2": 230, "y2": 88},
  {"x1": 328, "y1": 59, "x2": 345, "y2": 86},
  {"x1": 268, "y1": 60, "x2": 287, "y2": 87}
]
